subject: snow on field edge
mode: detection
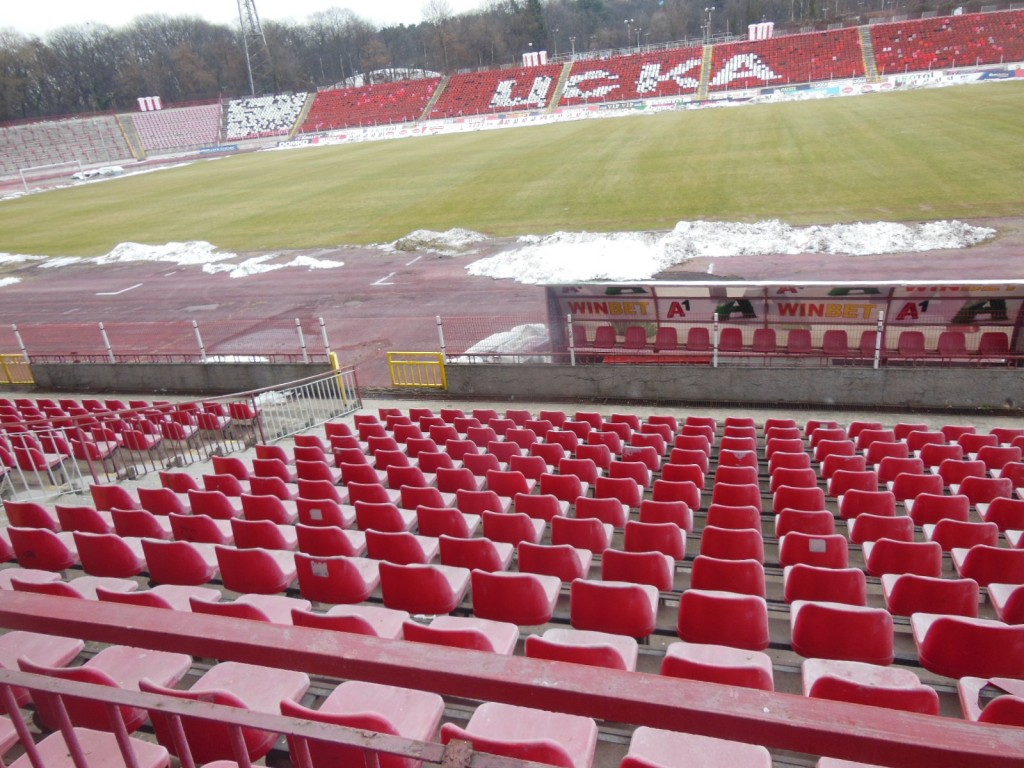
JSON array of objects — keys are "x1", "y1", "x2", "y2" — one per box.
[
  {"x1": 0, "y1": 220, "x2": 996, "y2": 287},
  {"x1": 465, "y1": 220, "x2": 996, "y2": 284}
]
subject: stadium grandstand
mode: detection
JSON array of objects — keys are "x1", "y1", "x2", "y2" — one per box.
[
  {"x1": 1, "y1": 8, "x2": 1024, "y2": 768},
  {"x1": 2, "y1": 8, "x2": 1021, "y2": 183}
]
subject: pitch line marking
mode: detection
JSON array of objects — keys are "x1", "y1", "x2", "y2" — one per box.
[
  {"x1": 372, "y1": 272, "x2": 396, "y2": 286},
  {"x1": 405, "y1": 255, "x2": 422, "y2": 266},
  {"x1": 96, "y1": 283, "x2": 143, "y2": 296}
]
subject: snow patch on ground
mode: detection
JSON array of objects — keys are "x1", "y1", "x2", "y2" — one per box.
[
  {"x1": 450, "y1": 324, "x2": 552, "y2": 364},
  {"x1": 37, "y1": 257, "x2": 83, "y2": 269},
  {"x1": 467, "y1": 220, "x2": 995, "y2": 284},
  {"x1": 94, "y1": 241, "x2": 236, "y2": 267},
  {"x1": 203, "y1": 253, "x2": 345, "y2": 278},
  {"x1": 381, "y1": 228, "x2": 489, "y2": 255},
  {"x1": 0, "y1": 254, "x2": 45, "y2": 266},
  {"x1": 0, "y1": 277, "x2": 20, "y2": 288}
]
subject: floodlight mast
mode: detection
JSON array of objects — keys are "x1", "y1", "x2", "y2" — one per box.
[{"x1": 237, "y1": 0, "x2": 274, "y2": 96}]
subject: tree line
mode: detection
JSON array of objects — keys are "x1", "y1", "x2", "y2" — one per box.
[{"x1": 0, "y1": 0, "x2": 959, "y2": 123}]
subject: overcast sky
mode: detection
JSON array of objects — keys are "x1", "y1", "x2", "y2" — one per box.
[{"x1": 4, "y1": 1, "x2": 487, "y2": 37}]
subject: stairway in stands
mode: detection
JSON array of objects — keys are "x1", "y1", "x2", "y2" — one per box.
[
  {"x1": 289, "y1": 93, "x2": 317, "y2": 138},
  {"x1": 697, "y1": 44, "x2": 714, "y2": 101},
  {"x1": 547, "y1": 61, "x2": 574, "y2": 112},
  {"x1": 115, "y1": 114, "x2": 146, "y2": 160},
  {"x1": 858, "y1": 26, "x2": 881, "y2": 82},
  {"x1": 419, "y1": 75, "x2": 451, "y2": 122}
]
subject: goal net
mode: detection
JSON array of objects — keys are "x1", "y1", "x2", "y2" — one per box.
[{"x1": 18, "y1": 160, "x2": 83, "y2": 193}]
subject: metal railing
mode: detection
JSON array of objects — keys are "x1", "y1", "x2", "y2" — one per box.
[
  {"x1": 0, "y1": 669, "x2": 539, "y2": 768},
  {"x1": 388, "y1": 352, "x2": 448, "y2": 389},
  {"x1": 0, "y1": 367, "x2": 361, "y2": 501},
  {"x1": 0, "y1": 354, "x2": 32, "y2": 385}
]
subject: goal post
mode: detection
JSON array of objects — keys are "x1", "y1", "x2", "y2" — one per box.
[{"x1": 18, "y1": 160, "x2": 82, "y2": 193}]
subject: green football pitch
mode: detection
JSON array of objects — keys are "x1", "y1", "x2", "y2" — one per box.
[{"x1": 1, "y1": 82, "x2": 1022, "y2": 257}]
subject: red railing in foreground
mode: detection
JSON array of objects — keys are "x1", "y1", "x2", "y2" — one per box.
[{"x1": 0, "y1": 592, "x2": 1021, "y2": 768}]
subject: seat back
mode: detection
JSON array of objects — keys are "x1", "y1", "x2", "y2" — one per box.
[
  {"x1": 778, "y1": 532, "x2": 849, "y2": 569},
  {"x1": 570, "y1": 579, "x2": 658, "y2": 638},
  {"x1": 914, "y1": 614, "x2": 1024, "y2": 679},
  {"x1": 471, "y1": 570, "x2": 559, "y2": 625},
  {"x1": 111, "y1": 508, "x2": 170, "y2": 540},
  {"x1": 90, "y1": 483, "x2": 139, "y2": 512},
  {"x1": 690, "y1": 555, "x2": 765, "y2": 597},
  {"x1": 699, "y1": 526, "x2": 764, "y2": 563},
  {"x1": 791, "y1": 600, "x2": 894, "y2": 665},
  {"x1": 416, "y1": 505, "x2": 476, "y2": 538},
  {"x1": 864, "y1": 538, "x2": 942, "y2": 578},
  {"x1": 3, "y1": 500, "x2": 59, "y2": 530},
  {"x1": 55, "y1": 504, "x2": 113, "y2": 534},
  {"x1": 378, "y1": 561, "x2": 469, "y2": 614},
  {"x1": 8, "y1": 527, "x2": 76, "y2": 571},
  {"x1": 622, "y1": 520, "x2": 686, "y2": 560},
  {"x1": 294, "y1": 553, "x2": 378, "y2": 604},
  {"x1": 600, "y1": 548, "x2": 674, "y2": 591},
  {"x1": 677, "y1": 589, "x2": 771, "y2": 651},
  {"x1": 215, "y1": 545, "x2": 293, "y2": 594},
  {"x1": 783, "y1": 563, "x2": 866, "y2": 606},
  {"x1": 551, "y1": 516, "x2": 611, "y2": 552},
  {"x1": 517, "y1": 542, "x2": 590, "y2": 583},
  {"x1": 141, "y1": 538, "x2": 217, "y2": 586},
  {"x1": 525, "y1": 632, "x2": 635, "y2": 671},
  {"x1": 883, "y1": 573, "x2": 979, "y2": 618}
]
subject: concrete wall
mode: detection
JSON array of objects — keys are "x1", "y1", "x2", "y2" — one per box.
[
  {"x1": 445, "y1": 363, "x2": 1024, "y2": 412},
  {"x1": 31, "y1": 362, "x2": 327, "y2": 396}
]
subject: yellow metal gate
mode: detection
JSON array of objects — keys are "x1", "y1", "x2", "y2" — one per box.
[
  {"x1": 0, "y1": 355, "x2": 33, "y2": 385},
  {"x1": 387, "y1": 352, "x2": 447, "y2": 389}
]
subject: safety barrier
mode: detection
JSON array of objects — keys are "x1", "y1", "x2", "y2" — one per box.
[
  {"x1": 0, "y1": 367, "x2": 361, "y2": 500},
  {"x1": 388, "y1": 352, "x2": 448, "y2": 389},
  {"x1": 0, "y1": 355, "x2": 32, "y2": 386}
]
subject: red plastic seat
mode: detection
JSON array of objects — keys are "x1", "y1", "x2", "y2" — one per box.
[
  {"x1": 214, "y1": 544, "x2": 296, "y2": 594},
  {"x1": 137, "y1": 486, "x2": 190, "y2": 517},
  {"x1": 551, "y1": 516, "x2": 612, "y2": 552},
  {"x1": 660, "y1": 641, "x2": 773, "y2": 691},
  {"x1": 959, "y1": 475, "x2": 1013, "y2": 509},
  {"x1": 517, "y1": 542, "x2": 592, "y2": 583},
  {"x1": 952, "y1": 544, "x2": 1024, "y2": 586},
  {"x1": 863, "y1": 538, "x2": 942, "y2": 578},
  {"x1": 90, "y1": 483, "x2": 140, "y2": 511},
  {"x1": 652, "y1": 479, "x2": 701, "y2": 509},
  {"x1": 828, "y1": 469, "x2": 879, "y2": 500},
  {"x1": 354, "y1": 500, "x2": 416, "y2": 532},
  {"x1": 456, "y1": 488, "x2": 510, "y2": 516},
  {"x1": 575, "y1": 496, "x2": 627, "y2": 528},
  {"x1": 378, "y1": 561, "x2": 470, "y2": 614},
  {"x1": 295, "y1": 497, "x2": 355, "y2": 529},
  {"x1": 440, "y1": 702, "x2": 598, "y2": 768},
  {"x1": 791, "y1": 600, "x2": 894, "y2": 665},
  {"x1": 291, "y1": 603, "x2": 409, "y2": 639},
  {"x1": 989, "y1": 583, "x2": 1024, "y2": 624},
  {"x1": 54, "y1": 504, "x2": 114, "y2": 534},
  {"x1": 72, "y1": 531, "x2": 146, "y2": 577},
  {"x1": 8, "y1": 527, "x2": 77, "y2": 571},
  {"x1": 958, "y1": 676, "x2": 1024, "y2": 727},
  {"x1": 622, "y1": 726, "x2": 771, "y2": 768},
  {"x1": 481, "y1": 510, "x2": 545, "y2": 546},
  {"x1": 295, "y1": 523, "x2": 366, "y2": 557},
  {"x1": 401, "y1": 615, "x2": 519, "y2": 654},
  {"x1": 778, "y1": 532, "x2": 849, "y2": 569},
  {"x1": 415, "y1": 505, "x2": 480, "y2": 538},
  {"x1": 186, "y1": 489, "x2": 242, "y2": 520},
  {"x1": 981, "y1": 497, "x2": 1024, "y2": 531},
  {"x1": 20, "y1": 643, "x2": 192, "y2": 733},
  {"x1": 280, "y1": 680, "x2": 444, "y2": 768},
  {"x1": 775, "y1": 509, "x2": 836, "y2": 537},
  {"x1": 240, "y1": 493, "x2": 298, "y2": 525},
  {"x1": 540, "y1": 473, "x2": 589, "y2": 507},
  {"x1": 570, "y1": 578, "x2": 659, "y2": 638},
  {"x1": 96, "y1": 584, "x2": 221, "y2": 612},
  {"x1": 783, "y1": 563, "x2": 867, "y2": 606},
  {"x1": 525, "y1": 627, "x2": 638, "y2": 671},
  {"x1": 661, "y1": 462, "x2": 705, "y2": 489},
  {"x1": 141, "y1": 661, "x2": 310, "y2": 764},
  {"x1": 677, "y1": 589, "x2": 770, "y2": 651},
  {"x1": 142, "y1": 538, "x2": 218, "y2": 585},
  {"x1": 622, "y1": 520, "x2": 686, "y2": 560},
  {"x1": 2, "y1": 500, "x2": 60, "y2": 530},
  {"x1": 471, "y1": 569, "x2": 561, "y2": 625},
  {"x1": 769, "y1": 467, "x2": 818, "y2": 492},
  {"x1": 802, "y1": 658, "x2": 938, "y2": 715},
  {"x1": 710, "y1": 482, "x2": 761, "y2": 512},
  {"x1": 691, "y1": 553, "x2": 765, "y2": 596},
  {"x1": 881, "y1": 573, "x2": 979, "y2": 618},
  {"x1": 912, "y1": 613, "x2": 1024, "y2": 679},
  {"x1": 365, "y1": 529, "x2": 439, "y2": 564},
  {"x1": 202, "y1": 473, "x2": 247, "y2": 498},
  {"x1": 514, "y1": 492, "x2": 568, "y2": 521},
  {"x1": 704, "y1": 503, "x2": 760, "y2": 531},
  {"x1": 700, "y1": 525, "x2": 764, "y2": 562},
  {"x1": 601, "y1": 548, "x2": 674, "y2": 591},
  {"x1": 908, "y1": 493, "x2": 969, "y2": 526},
  {"x1": 294, "y1": 553, "x2": 379, "y2": 603},
  {"x1": 838, "y1": 489, "x2": 897, "y2": 521},
  {"x1": 924, "y1": 518, "x2": 999, "y2": 551}
]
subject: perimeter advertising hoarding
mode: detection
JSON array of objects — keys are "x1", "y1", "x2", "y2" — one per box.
[{"x1": 546, "y1": 282, "x2": 1024, "y2": 347}]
